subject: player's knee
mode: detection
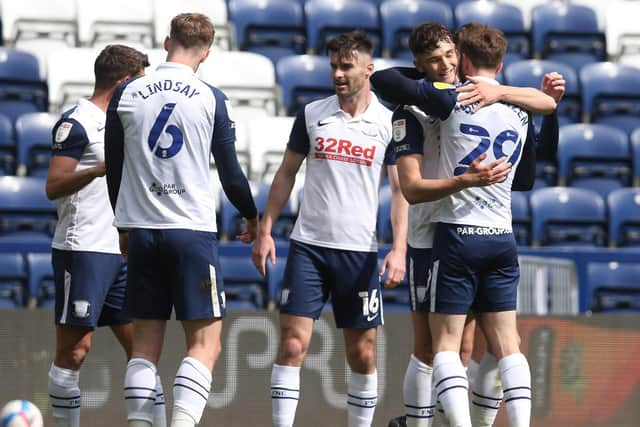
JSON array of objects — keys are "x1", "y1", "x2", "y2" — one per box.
[
  {"x1": 57, "y1": 343, "x2": 90, "y2": 370},
  {"x1": 278, "y1": 336, "x2": 308, "y2": 364},
  {"x1": 346, "y1": 343, "x2": 376, "y2": 373}
]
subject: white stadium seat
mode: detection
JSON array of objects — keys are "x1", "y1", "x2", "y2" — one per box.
[
  {"x1": 76, "y1": 0, "x2": 154, "y2": 48},
  {"x1": 247, "y1": 116, "x2": 294, "y2": 181},
  {"x1": 153, "y1": 0, "x2": 232, "y2": 50},
  {"x1": 198, "y1": 50, "x2": 279, "y2": 115},
  {"x1": 47, "y1": 47, "x2": 101, "y2": 112},
  {"x1": 606, "y1": 0, "x2": 640, "y2": 57},
  {"x1": 0, "y1": 0, "x2": 77, "y2": 46}
]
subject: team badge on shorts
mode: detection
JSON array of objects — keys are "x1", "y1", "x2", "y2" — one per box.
[{"x1": 72, "y1": 300, "x2": 91, "y2": 319}]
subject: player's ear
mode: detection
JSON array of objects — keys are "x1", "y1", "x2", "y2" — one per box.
[
  {"x1": 163, "y1": 36, "x2": 170, "y2": 52},
  {"x1": 200, "y1": 48, "x2": 210, "y2": 64},
  {"x1": 366, "y1": 61, "x2": 374, "y2": 78},
  {"x1": 495, "y1": 61, "x2": 503, "y2": 76}
]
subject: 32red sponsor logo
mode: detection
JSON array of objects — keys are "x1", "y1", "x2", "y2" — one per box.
[{"x1": 314, "y1": 137, "x2": 376, "y2": 166}]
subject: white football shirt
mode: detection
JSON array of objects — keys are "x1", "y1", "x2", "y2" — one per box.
[
  {"x1": 288, "y1": 94, "x2": 394, "y2": 252},
  {"x1": 107, "y1": 62, "x2": 235, "y2": 231},
  {"x1": 51, "y1": 98, "x2": 120, "y2": 254}
]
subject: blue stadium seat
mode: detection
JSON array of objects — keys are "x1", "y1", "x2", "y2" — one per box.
[
  {"x1": 276, "y1": 55, "x2": 333, "y2": 115},
  {"x1": 455, "y1": 1, "x2": 529, "y2": 64},
  {"x1": 504, "y1": 60, "x2": 580, "y2": 124},
  {"x1": 26, "y1": 252, "x2": 54, "y2": 308},
  {"x1": 380, "y1": 0, "x2": 454, "y2": 59},
  {"x1": 530, "y1": 187, "x2": 606, "y2": 247},
  {"x1": 219, "y1": 255, "x2": 266, "y2": 309},
  {"x1": 557, "y1": 124, "x2": 630, "y2": 187},
  {"x1": 0, "y1": 252, "x2": 25, "y2": 307},
  {"x1": 531, "y1": 3, "x2": 605, "y2": 72},
  {"x1": 511, "y1": 191, "x2": 530, "y2": 246},
  {"x1": 0, "y1": 176, "x2": 56, "y2": 237},
  {"x1": 377, "y1": 184, "x2": 393, "y2": 244},
  {"x1": 632, "y1": 128, "x2": 640, "y2": 187},
  {"x1": 570, "y1": 177, "x2": 623, "y2": 200},
  {"x1": 0, "y1": 48, "x2": 48, "y2": 124},
  {"x1": 580, "y1": 62, "x2": 640, "y2": 135},
  {"x1": 265, "y1": 256, "x2": 287, "y2": 309},
  {"x1": 586, "y1": 262, "x2": 640, "y2": 313},
  {"x1": 15, "y1": 112, "x2": 59, "y2": 176},
  {"x1": 0, "y1": 113, "x2": 15, "y2": 175},
  {"x1": 305, "y1": 0, "x2": 381, "y2": 56},
  {"x1": 608, "y1": 188, "x2": 640, "y2": 248},
  {"x1": 228, "y1": 0, "x2": 305, "y2": 65}
]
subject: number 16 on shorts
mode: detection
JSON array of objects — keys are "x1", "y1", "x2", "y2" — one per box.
[{"x1": 359, "y1": 289, "x2": 381, "y2": 323}]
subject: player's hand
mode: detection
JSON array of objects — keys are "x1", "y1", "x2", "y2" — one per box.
[
  {"x1": 379, "y1": 248, "x2": 406, "y2": 288},
  {"x1": 456, "y1": 76, "x2": 502, "y2": 113},
  {"x1": 118, "y1": 230, "x2": 128, "y2": 261},
  {"x1": 541, "y1": 72, "x2": 565, "y2": 103},
  {"x1": 462, "y1": 153, "x2": 512, "y2": 187},
  {"x1": 236, "y1": 216, "x2": 259, "y2": 243},
  {"x1": 251, "y1": 231, "x2": 276, "y2": 277},
  {"x1": 93, "y1": 162, "x2": 106, "y2": 177}
]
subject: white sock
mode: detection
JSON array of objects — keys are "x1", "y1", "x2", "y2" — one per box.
[
  {"x1": 347, "y1": 370, "x2": 378, "y2": 427},
  {"x1": 470, "y1": 353, "x2": 502, "y2": 427},
  {"x1": 271, "y1": 364, "x2": 300, "y2": 427},
  {"x1": 499, "y1": 353, "x2": 531, "y2": 427},
  {"x1": 124, "y1": 358, "x2": 157, "y2": 424},
  {"x1": 403, "y1": 354, "x2": 434, "y2": 427},
  {"x1": 432, "y1": 351, "x2": 471, "y2": 427},
  {"x1": 172, "y1": 357, "x2": 212, "y2": 426},
  {"x1": 48, "y1": 364, "x2": 81, "y2": 427},
  {"x1": 154, "y1": 374, "x2": 167, "y2": 427},
  {"x1": 435, "y1": 400, "x2": 449, "y2": 427},
  {"x1": 128, "y1": 421, "x2": 151, "y2": 427},
  {"x1": 466, "y1": 359, "x2": 480, "y2": 390}
]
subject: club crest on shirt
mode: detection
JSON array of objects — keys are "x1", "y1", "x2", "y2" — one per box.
[
  {"x1": 54, "y1": 122, "x2": 73, "y2": 143},
  {"x1": 392, "y1": 119, "x2": 406, "y2": 142}
]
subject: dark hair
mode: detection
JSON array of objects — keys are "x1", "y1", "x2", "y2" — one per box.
[
  {"x1": 170, "y1": 13, "x2": 215, "y2": 50},
  {"x1": 94, "y1": 44, "x2": 149, "y2": 90},
  {"x1": 326, "y1": 30, "x2": 373, "y2": 59},
  {"x1": 409, "y1": 22, "x2": 454, "y2": 56},
  {"x1": 454, "y1": 22, "x2": 507, "y2": 69}
]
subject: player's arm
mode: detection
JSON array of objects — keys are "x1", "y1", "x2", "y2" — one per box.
[
  {"x1": 392, "y1": 108, "x2": 511, "y2": 203},
  {"x1": 104, "y1": 86, "x2": 126, "y2": 214},
  {"x1": 252, "y1": 110, "x2": 307, "y2": 276},
  {"x1": 210, "y1": 89, "x2": 258, "y2": 242},
  {"x1": 380, "y1": 159, "x2": 408, "y2": 288},
  {"x1": 45, "y1": 120, "x2": 104, "y2": 200},
  {"x1": 371, "y1": 67, "x2": 458, "y2": 119},
  {"x1": 456, "y1": 76, "x2": 556, "y2": 115}
]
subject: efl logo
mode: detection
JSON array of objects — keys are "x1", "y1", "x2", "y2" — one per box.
[{"x1": 314, "y1": 137, "x2": 376, "y2": 166}]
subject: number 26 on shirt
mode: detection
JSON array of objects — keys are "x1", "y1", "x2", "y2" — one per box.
[{"x1": 453, "y1": 123, "x2": 522, "y2": 176}]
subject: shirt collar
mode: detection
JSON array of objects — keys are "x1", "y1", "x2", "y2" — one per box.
[
  {"x1": 77, "y1": 98, "x2": 106, "y2": 124},
  {"x1": 328, "y1": 94, "x2": 384, "y2": 124},
  {"x1": 156, "y1": 62, "x2": 196, "y2": 75}
]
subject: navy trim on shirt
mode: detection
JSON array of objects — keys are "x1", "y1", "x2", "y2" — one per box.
[
  {"x1": 51, "y1": 118, "x2": 89, "y2": 160},
  {"x1": 287, "y1": 108, "x2": 309, "y2": 155}
]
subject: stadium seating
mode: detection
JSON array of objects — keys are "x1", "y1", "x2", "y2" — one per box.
[
  {"x1": 580, "y1": 62, "x2": 640, "y2": 136},
  {"x1": 26, "y1": 252, "x2": 54, "y2": 308},
  {"x1": 531, "y1": 2, "x2": 605, "y2": 72},
  {"x1": 15, "y1": 112, "x2": 59, "y2": 177},
  {"x1": 228, "y1": 0, "x2": 305, "y2": 65},
  {"x1": 76, "y1": 0, "x2": 153, "y2": 49},
  {"x1": 0, "y1": 176, "x2": 56, "y2": 237},
  {"x1": 153, "y1": 0, "x2": 232, "y2": 50},
  {"x1": 586, "y1": 261, "x2": 640, "y2": 313},
  {"x1": 47, "y1": 47, "x2": 100, "y2": 112},
  {"x1": 570, "y1": 177, "x2": 624, "y2": 200},
  {"x1": 218, "y1": 255, "x2": 266, "y2": 309},
  {"x1": 530, "y1": 187, "x2": 606, "y2": 247},
  {"x1": 247, "y1": 116, "x2": 294, "y2": 180},
  {"x1": 304, "y1": 0, "x2": 381, "y2": 56},
  {"x1": 0, "y1": 252, "x2": 25, "y2": 308},
  {"x1": 1, "y1": 0, "x2": 77, "y2": 47},
  {"x1": 556, "y1": 124, "x2": 631, "y2": 187},
  {"x1": 0, "y1": 113, "x2": 15, "y2": 175},
  {"x1": 632, "y1": 128, "x2": 640, "y2": 187},
  {"x1": 0, "y1": 48, "x2": 47, "y2": 123},
  {"x1": 608, "y1": 187, "x2": 640, "y2": 248},
  {"x1": 265, "y1": 256, "x2": 287, "y2": 309},
  {"x1": 454, "y1": 1, "x2": 529, "y2": 64},
  {"x1": 511, "y1": 191, "x2": 531, "y2": 246},
  {"x1": 377, "y1": 184, "x2": 393, "y2": 243},
  {"x1": 605, "y1": 0, "x2": 640, "y2": 58},
  {"x1": 198, "y1": 50, "x2": 279, "y2": 115},
  {"x1": 504, "y1": 59, "x2": 580, "y2": 124},
  {"x1": 379, "y1": 0, "x2": 454, "y2": 58},
  {"x1": 276, "y1": 55, "x2": 333, "y2": 115}
]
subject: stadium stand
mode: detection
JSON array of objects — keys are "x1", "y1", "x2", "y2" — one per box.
[
  {"x1": 0, "y1": 113, "x2": 15, "y2": 175},
  {"x1": 605, "y1": 0, "x2": 640, "y2": 59},
  {"x1": 511, "y1": 190, "x2": 531, "y2": 246},
  {"x1": 15, "y1": 112, "x2": 59, "y2": 177},
  {"x1": 530, "y1": 187, "x2": 606, "y2": 247},
  {"x1": 379, "y1": 0, "x2": 454, "y2": 58},
  {"x1": 228, "y1": 0, "x2": 305, "y2": 65},
  {"x1": 586, "y1": 261, "x2": 640, "y2": 313},
  {"x1": 276, "y1": 54, "x2": 333, "y2": 115},
  {"x1": 608, "y1": 187, "x2": 640, "y2": 248},
  {"x1": 0, "y1": 252, "x2": 25, "y2": 308},
  {"x1": 218, "y1": 255, "x2": 267, "y2": 309},
  {"x1": 0, "y1": 176, "x2": 56, "y2": 238},
  {"x1": 246, "y1": 116, "x2": 294, "y2": 181},
  {"x1": 46, "y1": 47, "x2": 100, "y2": 112},
  {"x1": 0, "y1": 0, "x2": 77, "y2": 47},
  {"x1": 632, "y1": 128, "x2": 640, "y2": 186},
  {"x1": 0, "y1": 47, "x2": 47, "y2": 124},
  {"x1": 25, "y1": 252, "x2": 54, "y2": 308}
]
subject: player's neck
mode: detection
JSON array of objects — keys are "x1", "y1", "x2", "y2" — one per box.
[
  {"x1": 338, "y1": 89, "x2": 372, "y2": 119},
  {"x1": 89, "y1": 89, "x2": 113, "y2": 112}
]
